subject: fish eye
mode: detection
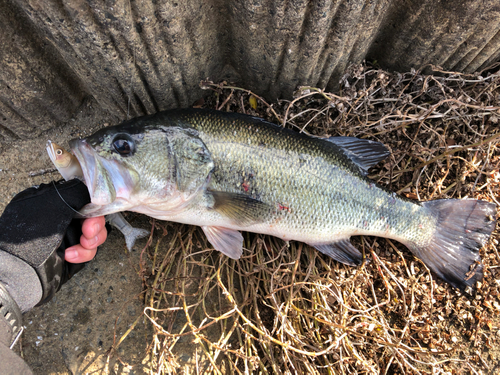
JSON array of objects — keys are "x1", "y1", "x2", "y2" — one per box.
[
  {"x1": 112, "y1": 135, "x2": 135, "y2": 156},
  {"x1": 56, "y1": 149, "x2": 63, "y2": 156}
]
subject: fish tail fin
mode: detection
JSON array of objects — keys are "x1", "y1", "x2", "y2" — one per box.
[
  {"x1": 409, "y1": 199, "x2": 496, "y2": 292},
  {"x1": 122, "y1": 226, "x2": 150, "y2": 251}
]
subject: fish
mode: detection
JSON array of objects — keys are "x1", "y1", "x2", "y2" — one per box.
[
  {"x1": 46, "y1": 140, "x2": 84, "y2": 181},
  {"x1": 68, "y1": 108, "x2": 497, "y2": 292},
  {"x1": 46, "y1": 140, "x2": 149, "y2": 250}
]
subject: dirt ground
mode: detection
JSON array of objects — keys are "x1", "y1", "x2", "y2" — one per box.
[{"x1": 0, "y1": 98, "x2": 154, "y2": 374}]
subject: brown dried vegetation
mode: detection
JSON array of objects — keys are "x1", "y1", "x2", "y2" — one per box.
[{"x1": 114, "y1": 64, "x2": 500, "y2": 374}]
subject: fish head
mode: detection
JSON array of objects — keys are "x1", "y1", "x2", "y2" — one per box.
[
  {"x1": 46, "y1": 140, "x2": 84, "y2": 181},
  {"x1": 69, "y1": 123, "x2": 213, "y2": 217},
  {"x1": 46, "y1": 140, "x2": 72, "y2": 169}
]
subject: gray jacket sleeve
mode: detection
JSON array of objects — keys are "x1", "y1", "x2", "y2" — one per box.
[{"x1": 0, "y1": 283, "x2": 33, "y2": 375}]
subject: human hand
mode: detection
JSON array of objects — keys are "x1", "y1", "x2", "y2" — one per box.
[
  {"x1": 65, "y1": 216, "x2": 107, "y2": 263},
  {"x1": 0, "y1": 179, "x2": 106, "y2": 309}
]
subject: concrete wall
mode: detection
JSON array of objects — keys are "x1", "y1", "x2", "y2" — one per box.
[{"x1": 1, "y1": 0, "x2": 499, "y2": 140}]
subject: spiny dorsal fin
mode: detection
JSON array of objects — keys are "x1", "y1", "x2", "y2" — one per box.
[
  {"x1": 325, "y1": 136, "x2": 390, "y2": 175},
  {"x1": 210, "y1": 190, "x2": 271, "y2": 226}
]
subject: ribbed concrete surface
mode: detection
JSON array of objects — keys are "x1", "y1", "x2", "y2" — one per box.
[{"x1": 1, "y1": 0, "x2": 499, "y2": 140}]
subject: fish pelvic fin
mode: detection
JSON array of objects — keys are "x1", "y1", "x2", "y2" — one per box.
[
  {"x1": 309, "y1": 239, "x2": 363, "y2": 266},
  {"x1": 409, "y1": 199, "x2": 496, "y2": 293},
  {"x1": 202, "y1": 226, "x2": 243, "y2": 259}
]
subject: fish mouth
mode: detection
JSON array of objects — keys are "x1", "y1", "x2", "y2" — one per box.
[
  {"x1": 69, "y1": 138, "x2": 138, "y2": 206},
  {"x1": 46, "y1": 140, "x2": 56, "y2": 164},
  {"x1": 69, "y1": 138, "x2": 104, "y2": 203}
]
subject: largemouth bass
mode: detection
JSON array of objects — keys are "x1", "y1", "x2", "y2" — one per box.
[
  {"x1": 46, "y1": 140, "x2": 149, "y2": 250},
  {"x1": 69, "y1": 109, "x2": 496, "y2": 291}
]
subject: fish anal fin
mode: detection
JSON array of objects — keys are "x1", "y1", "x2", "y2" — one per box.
[
  {"x1": 309, "y1": 239, "x2": 363, "y2": 266},
  {"x1": 325, "y1": 136, "x2": 390, "y2": 175},
  {"x1": 202, "y1": 225, "x2": 243, "y2": 259},
  {"x1": 210, "y1": 190, "x2": 270, "y2": 226}
]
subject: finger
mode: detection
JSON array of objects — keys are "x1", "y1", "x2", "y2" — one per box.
[
  {"x1": 79, "y1": 225, "x2": 108, "y2": 250},
  {"x1": 65, "y1": 245, "x2": 98, "y2": 263},
  {"x1": 81, "y1": 216, "x2": 106, "y2": 239},
  {"x1": 65, "y1": 226, "x2": 107, "y2": 263}
]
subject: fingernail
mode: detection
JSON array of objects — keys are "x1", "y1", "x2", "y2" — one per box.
[
  {"x1": 93, "y1": 223, "x2": 101, "y2": 235},
  {"x1": 88, "y1": 235, "x2": 98, "y2": 246},
  {"x1": 66, "y1": 249, "x2": 78, "y2": 261}
]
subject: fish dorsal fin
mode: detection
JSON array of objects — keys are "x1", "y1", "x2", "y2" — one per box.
[
  {"x1": 325, "y1": 136, "x2": 390, "y2": 175},
  {"x1": 309, "y1": 239, "x2": 363, "y2": 266},
  {"x1": 202, "y1": 226, "x2": 243, "y2": 259},
  {"x1": 210, "y1": 190, "x2": 271, "y2": 226}
]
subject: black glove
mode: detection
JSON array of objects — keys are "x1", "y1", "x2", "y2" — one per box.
[{"x1": 0, "y1": 179, "x2": 91, "y2": 311}]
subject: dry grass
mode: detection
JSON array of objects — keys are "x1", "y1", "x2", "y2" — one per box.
[{"x1": 115, "y1": 64, "x2": 500, "y2": 374}]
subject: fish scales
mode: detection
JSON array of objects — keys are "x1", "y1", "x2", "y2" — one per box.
[
  {"x1": 162, "y1": 110, "x2": 434, "y2": 244},
  {"x1": 69, "y1": 108, "x2": 496, "y2": 292}
]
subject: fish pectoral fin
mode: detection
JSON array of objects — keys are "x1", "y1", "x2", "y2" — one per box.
[
  {"x1": 210, "y1": 190, "x2": 270, "y2": 226},
  {"x1": 309, "y1": 239, "x2": 363, "y2": 266},
  {"x1": 202, "y1": 226, "x2": 244, "y2": 259},
  {"x1": 325, "y1": 136, "x2": 390, "y2": 175}
]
